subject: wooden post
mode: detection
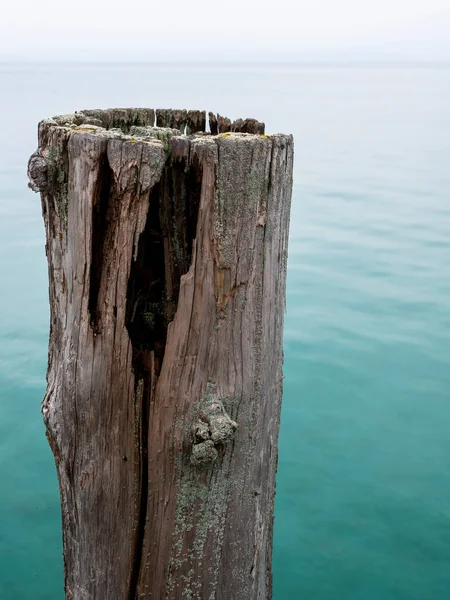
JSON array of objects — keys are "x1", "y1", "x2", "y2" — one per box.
[{"x1": 28, "y1": 108, "x2": 293, "y2": 600}]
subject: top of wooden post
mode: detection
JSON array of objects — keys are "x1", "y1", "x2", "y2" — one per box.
[
  {"x1": 37, "y1": 107, "x2": 267, "y2": 137},
  {"x1": 29, "y1": 107, "x2": 293, "y2": 196}
]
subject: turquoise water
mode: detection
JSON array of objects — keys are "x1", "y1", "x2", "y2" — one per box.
[{"x1": 1, "y1": 64, "x2": 449, "y2": 599}]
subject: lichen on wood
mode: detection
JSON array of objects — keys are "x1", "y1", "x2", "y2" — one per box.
[{"x1": 28, "y1": 107, "x2": 293, "y2": 600}]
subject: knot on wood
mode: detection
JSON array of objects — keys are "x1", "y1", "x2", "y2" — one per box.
[
  {"x1": 190, "y1": 440, "x2": 218, "y2": 467},
  {"x1": 190, "y1": 396, "x2": 237, "y2": 468},
  {"x1": 27, "y1": 150, "x2": 48, "y2": 192}
]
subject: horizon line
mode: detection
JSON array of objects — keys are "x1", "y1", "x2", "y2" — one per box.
[{"x1": 1, "y1": 59, "x2": 450, "y2": 67}]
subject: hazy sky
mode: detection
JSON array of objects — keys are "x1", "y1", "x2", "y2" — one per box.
[{"x1": 1, "y1": 0, "x2": 450, "y2": 61}]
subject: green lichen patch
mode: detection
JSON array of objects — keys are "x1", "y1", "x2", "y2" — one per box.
[
  {"x1": 166, "y1": 384, "x2": 241, "y2": 599},
  {"x1": 129, "y1": 126, "x2": 181, "y2": 157},
  {"x1": 190, "y1": 440, "x2": 218, "y2": 467},
  {"x1": 192, "y1": 420, "x2": 210, "y2": 442},
  {"x1": 46, "y1": 143, "x2": 69, "y2": 231}
]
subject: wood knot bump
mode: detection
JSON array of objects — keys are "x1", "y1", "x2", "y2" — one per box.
[
  {"x1": 27, "y1": 151, "x2": 48, "y2": 192},
  {"x1": 190, "y1": 396, "x2": 237, "y2": 467},
  {"x1": 190, "y1": 440, "x2": 219, "y2": 467}
]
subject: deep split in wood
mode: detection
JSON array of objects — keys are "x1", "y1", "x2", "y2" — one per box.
[{"x1": 28, "y1": 108, "x2": 293, "y2": 600}]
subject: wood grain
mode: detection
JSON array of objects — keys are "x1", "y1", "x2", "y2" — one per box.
[{"x1": 28, "y1": 108, "x2": 293, "y2": 600}]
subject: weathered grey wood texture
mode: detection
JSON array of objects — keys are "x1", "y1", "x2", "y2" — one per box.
[{"x1": 28, "y1": 108, "x2": 293, "y2": 600}]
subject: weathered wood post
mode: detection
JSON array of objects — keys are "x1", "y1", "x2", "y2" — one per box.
[{"x1": 28, "y1": 108, "x2": 293, "y2": 600}]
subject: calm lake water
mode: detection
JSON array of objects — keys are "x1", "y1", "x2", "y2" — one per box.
[{"x1": 0, "y1": 63, "x2": 449, "y2": 599}]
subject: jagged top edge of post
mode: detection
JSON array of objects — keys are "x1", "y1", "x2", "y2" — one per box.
[{"x1": 38, "y1": 108, "x2": 292, "y2": 140}]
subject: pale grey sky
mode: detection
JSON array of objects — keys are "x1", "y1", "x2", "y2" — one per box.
[{"x1": 1, "y1": 0, "x2": 450, "y2": 61}]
